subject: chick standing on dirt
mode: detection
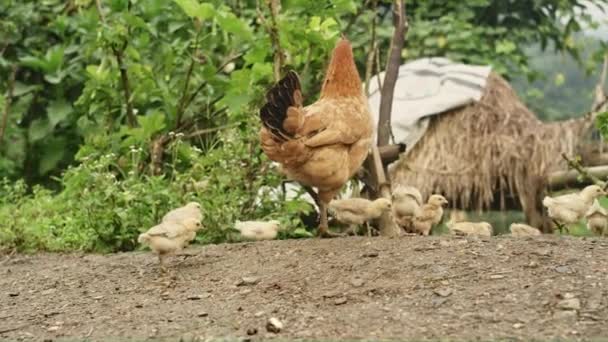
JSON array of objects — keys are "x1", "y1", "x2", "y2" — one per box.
[
  {"x1": 138, "y1": 217, "x2": 202, "y2": 273},
  {"x1": 585, "y1": 200, "x2": 608, "y2": 236},
  {"x1": 411, "y1": 195, "x2": 448, "y2": 236},
  {"x1": 542, "y1": 185, "x2": 606, "y2": 233},
  {"x1": 328, "y1": 197, "x2": 392, "y2": 236},
  {"x1": 234, "y1": 220, "x2": 283, "y2": 241},
  {"x1": 447, "y1": 221, "x2": 493, "y2": 237},
  {"x1": 509, "y1": 223, "x2": 541, "y2": 237},
  {"x1": 391, "y1": 185, "x2": 422, "y2": 232}
]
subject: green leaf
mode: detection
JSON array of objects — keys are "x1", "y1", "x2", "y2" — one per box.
[
  {"x1": 554, "y1": 73, "x2": 565, "y2": 86},
  {"x1": 216, "y1": 9, "x2": 252, "y2": 40},
  {"x1": 47, "y1": 100, "x2": 73, "y2": 127},
  {"x1": 29, "y1": 119, "x2": 52, "y2": 142},
  {"x1": 137, "y1": 111, "x2": 166, "y2": 139},
  {"x1": 173, "y1": 0, "x2": 215, "y2": 20},
  {"x1": 38, "y1": 137, "x2": 67, "y2": 175},
  {"x1": 19, "y1": 56, "x2": 47, "y2": 71}
]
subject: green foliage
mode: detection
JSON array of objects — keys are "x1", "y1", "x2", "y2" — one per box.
[
  {"x1": 1, "y1": 0, "x2": 607, "y2": 251},
  {"x1": 0, "y1": 123, "x2": 314, "y2": 252}
]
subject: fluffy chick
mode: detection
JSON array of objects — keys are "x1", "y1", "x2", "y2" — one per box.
[
  {"x1": 585, "y1": 200, "x2": 608, "y2": 236},
  {"x1": 328, "y1": 198, "x2": 392, "y2": 236},
  {"x1": 162, "y1": 202, "x2": 202, "y2": 223},
  {"x1": 391, "y1": 185, "x2": 422, "y2": 231},
  {"x1": 234, "y1": 220, "x2": 283, "y2": 241},
  {"x1": 411, "y1": 195, "x2": 448, "y2": 236},
  {"x1": 543, "y1": 185, "x2": 606, "y2": 233},
  {"x1": 509, "y1": 223, "x2": 541, "y2": 237},
  {"x1": 138, "y1": 217, "x2": 202, "y2": 272},
  {"x1": 447, "y1": 221, "x2": 493, "y2": 237}
]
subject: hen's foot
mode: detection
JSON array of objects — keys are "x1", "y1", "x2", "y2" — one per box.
[{"x1": 317, "y1": 226, "x2": 345, "y2": 238}]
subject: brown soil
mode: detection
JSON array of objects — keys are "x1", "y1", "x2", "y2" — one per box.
[{"x1": 1, "y1": 235, "x2": 608, "y2": 341}]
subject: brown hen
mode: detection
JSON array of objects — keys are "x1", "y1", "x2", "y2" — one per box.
[{"x1": 259, "y1": 37, "x2": 373, "y2": 237}]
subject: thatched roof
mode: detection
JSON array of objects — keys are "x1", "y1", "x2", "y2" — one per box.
[{"x1": 390, "y1": 72, "x2": 593, "y2": 212}]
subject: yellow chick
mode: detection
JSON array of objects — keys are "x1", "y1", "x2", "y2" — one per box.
[
  {"x1": 138, "y1": 217, "x2": 202, "y2": 272},
  {"x1": 328, "y1": 198, "x2": 392, "y2": 236},
  {"x1": 234, "y1": 220, "x2": 283, "y2": 241},
  {"x1": 509, "y1": 223, "x2": 541, "y2": 237},
  {"x1": 391, "y1": 185, "x2": 422, "y2": 231},
  {"x1": 447, "y1": 221, "x2": 493, "y2": 237},
  {"x1": 411, "y1": 195, "x2": 448, "y2": 236},
  {"x1": 162, "y1": 202, "x2": 202, "y2": 223},
  {"x1": 543, "y1": 185, "x2": 606, "y2": 233},
  {"x1": 585, "y1": 200, "x2": 608, "y2": 236}
]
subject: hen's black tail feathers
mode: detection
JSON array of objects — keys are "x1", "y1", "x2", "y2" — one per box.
[{"x1": 259, "y1": 70, "x2": 302, "y2": 141}]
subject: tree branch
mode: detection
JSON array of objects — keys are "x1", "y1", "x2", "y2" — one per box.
[
  {"x1": 377, "y1": 0, "x2": 407, "y2": 146},
  {"x1": 592, "y1": 52, "x2": 608, "y2": 113},
  {"x1": 95, "y1": 0, "x2": 136, "y2": 127},
  {"x1": 364, "y1": 0, "x2": 378, "y2": 96},
  {"x1": 0, "y1": 65, "x2": 17, "y2": 143},
  {"x1": 183, "y1": 52, "x2": 243, "y2": 111},
  {"x1": 175, "y1": 29, "x2": 203, "y2": 128},
  {"x1": 560, "y1": 153, "x2": 606, "y2": 188},
  {"x1": 258, "y1": 0, "x2": 284, "y2": 81}
]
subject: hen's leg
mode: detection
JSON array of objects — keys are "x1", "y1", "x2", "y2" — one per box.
[{"x1": 317, "y1": 202, "x2": 344, "y2": 238}]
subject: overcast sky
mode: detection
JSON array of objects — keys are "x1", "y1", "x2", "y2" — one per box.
[{"x1": 583, "y1": 1, "x2": 607, "y2": 39}]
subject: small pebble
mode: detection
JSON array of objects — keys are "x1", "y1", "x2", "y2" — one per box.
[
  {"x1": 334, "y1": 297, "x2": 348, "y2": 305},
  {"x1": 197, "y1": 312, "x2": 208, "y2": 317},
  {"x1": 266, "y1": 317, "x2": 283, "y2": 333},
  {"x1": 434, "y1": 288, "x2": 453, "y2": 297},
  {"x1": 246, "y1": 328, "x2": 258, "y2": 336},
  {"x1": 238, "y1": 277, "x2": 260, "y2": 286},
  {"x1": 557, "y1": 298, "x2": 581, "y2": 311}
]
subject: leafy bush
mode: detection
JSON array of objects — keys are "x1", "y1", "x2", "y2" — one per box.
[{"x1": 0, "y1": 121, "x2": 314, "y2": 252}]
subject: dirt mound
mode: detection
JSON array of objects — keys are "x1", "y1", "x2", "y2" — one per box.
[{"x1": 1, "y1": 236, "x2": 607, "y2": 341}]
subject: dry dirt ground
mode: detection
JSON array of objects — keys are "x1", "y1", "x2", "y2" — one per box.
[{"x1": 1, "y1": 235, "x2": 608, "y2": 341}]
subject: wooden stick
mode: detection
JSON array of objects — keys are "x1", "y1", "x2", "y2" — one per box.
[{"x1": 376, "y1": 0, "x2": 407, "y2": 146}]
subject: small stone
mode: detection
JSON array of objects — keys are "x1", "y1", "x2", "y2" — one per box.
[
  {"x1": 134, "y1": 304, "x2": 143, "y2": 308},
  {"x1": 350, "y1": 278, "x2": 365, "y2": 288},
  {"x1": 431, "y1": 297, "x2": 448, "y2": 307},
  {"x1": 362, "y1": 252, "x2": 379, "y2": 258},
  {"x1": 557, "y1": 298, "x2": 581, "y2": 311},
  {"x1": 266, "y1": 317, "x2": 283, "y2": 333},
  {"x1": 553, "y1": 310, "x2": 577, "y2": 321},
  {"x1": 489, "y1": 274, "x2": 505, "y2": 280},
  {"x1": 555, "y1": 266, "x2": 573, "y2": 274},
  {"x1": 237, "y1": 277, "x2": 260, "y2": 286},
  {"x1": 254, "y1": 311, "x2": 265, "y2": 318},
  {"x1": 47, "y1": 326, "x2": 60, "y2": 332},
  {"x1": 513, "y1": 323, "x2": 524, "y2": 329},
  {"x1": 334, "y1": 297, "x2": 348, "y2": 305},
  {"x1": 246, "y1": 328, "x2": 258, "y2": 336},
  {"x1": 563, "y1": 292, "x2": 576, "y2": 299},
  {"x1": 434, "y1": 288, "x2": 453, "y2": 297},
  {"x1": 8, "y1": 292, "x2": 19, "y2": 297},
  {"x1": 197, "y1": 312, "x2": 208, "y2": 317},
  {"x1": 187, "y1": 295, "x2": 203, "y2": 300},
  {"x1": 526, "y1": 261, "x2": 539, "y2": 268},
  {"x1": 92, "y1": 295, "x2": 103, "y2": 300}
]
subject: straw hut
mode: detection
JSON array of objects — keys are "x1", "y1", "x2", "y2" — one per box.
[{"x1": 389, "y1": 73, "x2": 596, "y2": 231}]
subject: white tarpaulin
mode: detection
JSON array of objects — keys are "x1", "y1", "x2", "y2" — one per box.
[{"x1": 367, "y1": 57, "x2": 492, "y2": 152}]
